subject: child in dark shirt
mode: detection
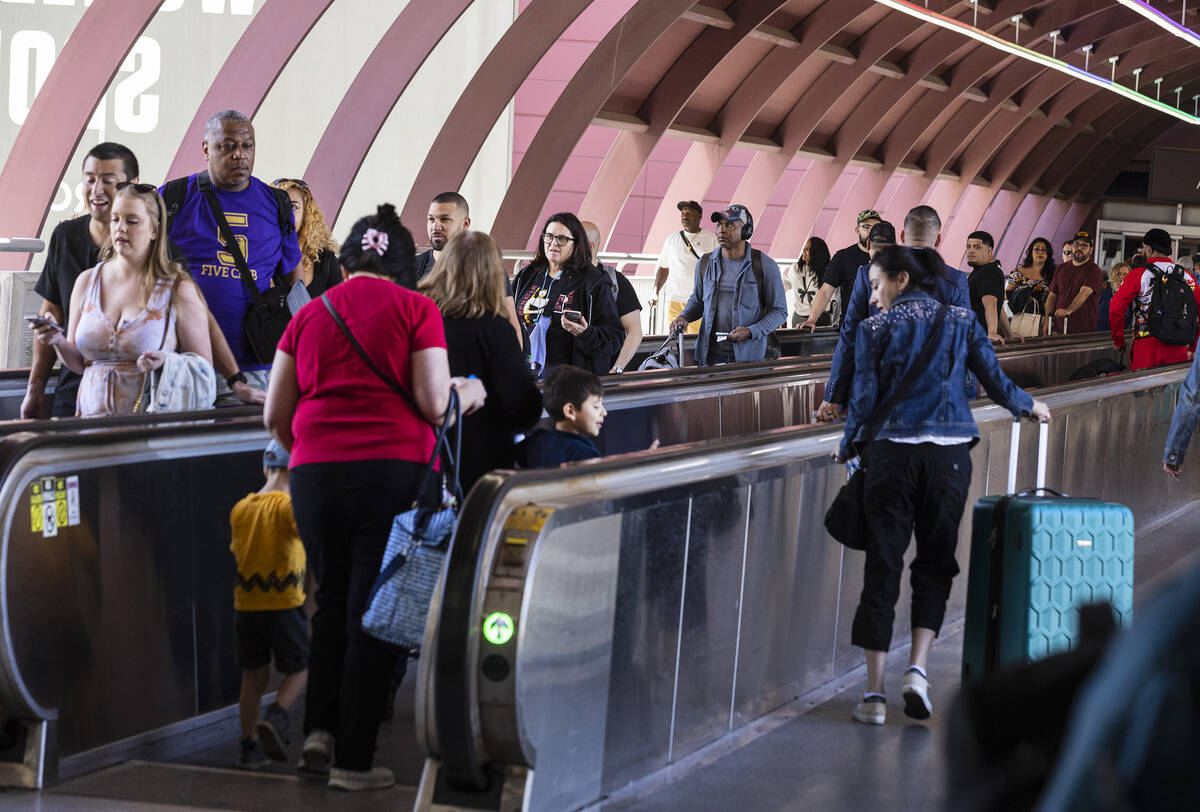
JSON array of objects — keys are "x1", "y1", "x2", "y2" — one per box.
[{"x1": 517, "y1": 366, "x2": 605, "y2": 466}]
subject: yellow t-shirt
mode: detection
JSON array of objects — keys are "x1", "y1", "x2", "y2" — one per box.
[{"x1": 230, "y1": 490, "x2": 306, "y2": 611}]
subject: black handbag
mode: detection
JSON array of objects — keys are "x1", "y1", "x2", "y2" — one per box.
[
  {"x1": 198, "y1": 172, "x2": 292, "y2": 365},
  {"x1": 824, "y1": 303, "x2": 948, "y2": 549}
]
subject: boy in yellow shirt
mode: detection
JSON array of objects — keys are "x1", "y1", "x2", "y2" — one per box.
[{"x1": 231, "y1": 440, "x2": 309, "y2": 769}]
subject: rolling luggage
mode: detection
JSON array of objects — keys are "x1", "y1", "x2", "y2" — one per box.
[{"x1": 961, "y1": 420, "x2": 1134, "y2": 682}]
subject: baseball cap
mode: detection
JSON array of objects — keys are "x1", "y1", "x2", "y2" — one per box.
[
  {"x1": 263, "y1": 440, "x2": 290, "y2": 469},
  {"x1": 857, "y1": 209, "x2": 882, "y2": 225},
  {"x1": 677, "y1": 200, "x2": 702, "y2": 215},
  {"x1": 711, "y1": 204, "x2": 753, "y2": 227},
  {"x1": 868, "y1": 220, "x2": 896, "y2": 246},
  {"x1": 1072, "y1": 230, "x2": 1094, "y2": 246},
  {"x1": 1143, "y1": 228, "x2": 1172, "y2": 255}
]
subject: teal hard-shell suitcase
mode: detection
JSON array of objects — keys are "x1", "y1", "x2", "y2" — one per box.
[{"x1": 961, "y1": 421, "x2": 1134, "y2": 682}]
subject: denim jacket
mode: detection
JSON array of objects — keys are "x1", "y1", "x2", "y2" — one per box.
[
  {"x1": 827, "y1": 261, "x2": 972, "y2": 405},
  {"x1": 1164, "y1": 353, "x2": 1200, "y2": 466},
  {"x1": 679, "y1": 246, "x2": 787, "y2": 366},
  {"x1": 839, "y1": 291, "x2": 1034, "y2": 459}
]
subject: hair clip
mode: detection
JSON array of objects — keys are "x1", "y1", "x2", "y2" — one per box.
[{"x1": 362, "y1": 227, "x2": 389, "y2": 256}]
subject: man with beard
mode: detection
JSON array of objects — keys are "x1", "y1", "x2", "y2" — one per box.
[
  {"x1": 1046, "y1": 230, "x2": 1104, "y2": 335},
  {"x1": 414, "y1": 191, "x2": 521, "y2": 344},
  {"x1": 800, "y1": 209, "x2": 881, "y2": 330}
]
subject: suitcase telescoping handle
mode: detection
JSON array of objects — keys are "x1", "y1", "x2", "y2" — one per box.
[{"x1": 1007, "y1": 418, "x2": 1050, "y2": 495}]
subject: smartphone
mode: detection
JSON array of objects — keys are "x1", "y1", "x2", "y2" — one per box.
[
  {"x1": 563, "y1": 310, "x2": 583, "y2": 323},
  {"x1": 27, "y1": 316, "x2": 62, "y2": 333}
]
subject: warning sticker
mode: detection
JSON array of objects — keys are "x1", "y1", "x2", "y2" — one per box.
[
  {"x1": 493, "y1": 505, "x2": 555, "y2": 576},
  {"x1": 30, "y1": 476, "x2": 81, "y2": 538}
]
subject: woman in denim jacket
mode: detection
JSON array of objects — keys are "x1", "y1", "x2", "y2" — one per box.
[{"x1": 833, "y1": 246, "x2": 1050, "y2": 727}]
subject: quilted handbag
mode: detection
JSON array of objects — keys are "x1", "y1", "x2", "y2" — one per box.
[{"x1": 361, "y1": 388, "x2": 462, "y2": 651}]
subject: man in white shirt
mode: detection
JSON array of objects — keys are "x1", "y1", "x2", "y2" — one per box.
[{"x1": 652, "y1": 200, "x2": 718, "y2": 334}]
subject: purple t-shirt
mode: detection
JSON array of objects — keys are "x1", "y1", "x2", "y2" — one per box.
[{"x1": 161, "y1": 174, "x2": 301, "y2": 370}]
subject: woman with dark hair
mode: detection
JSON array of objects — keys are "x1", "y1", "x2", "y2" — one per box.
[
  {"x1": 264, "y1": 203, "x2": 485, "y2": 791},
  {"x1": 834, "y1": 245, "x2": 1048, "y2": 728},
  {"x1": 420, "y1": 231, "x2": 542, "y2": 491},
  {"x1": 512, "y1": 212, "x2": 623, "y2": 377},
  {"x1": 272, "y1": 178, "x2": 341, "y2": 297},
  {"x1": 1006, "y1": 237, "x2": 1053, "y2": 337},
  {"x1": 785, "y1": 237, "x2": 832, "y2": 328}
]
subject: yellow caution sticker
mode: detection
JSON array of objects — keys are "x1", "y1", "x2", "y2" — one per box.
[
  {"x1": 494, "y1": 505, "x2": 554, "y2": 575},
  {"x1": 29, "y1": 475, "x2": 81, "y2": 539},
  {"x1": 503, "y1": 505, "x2": 554, "y2": 534}
]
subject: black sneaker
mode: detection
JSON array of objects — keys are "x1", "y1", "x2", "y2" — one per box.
[
  {"x1": 256, "y1": 703, "x2": 290, "y2": 762},
  {"x1": 238, "y1": 738, "x2": 271, "y2": 770}
]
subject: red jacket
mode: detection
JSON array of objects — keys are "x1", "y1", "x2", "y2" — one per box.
[{"x1": 1108, "y1": 258, "x2": 1200, "y2": 351}]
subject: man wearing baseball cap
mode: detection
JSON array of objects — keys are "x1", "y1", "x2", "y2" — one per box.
[
  {"x1": 800, "y1": 209, "x2": 880, "y2": 331},
  {"x1": 653, "y1": 200, "x2": 718, "y2": 334},
  {"x1": 669, "y1": 204, "x2": 786, "y2": 365},
  {"x1": 1109, "y1": 228, "x2": 1200, "y2": 370},
  {"x1": 1046, "y1": 230, "x2": 1103, "y2": 335}
]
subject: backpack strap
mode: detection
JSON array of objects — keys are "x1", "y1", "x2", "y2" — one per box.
[
  {"x1": 161, "y1": 173, "x2": 294, "y2": 239},
  {"x1": 268, "y1": 184, "x2": 295, "y2": 236},
  {"x1": 751, "y1": 249, "x2": 768, "y2": 313},
  {"x1": 161, "y1": 177, "x2": 190, "y2": 229}
]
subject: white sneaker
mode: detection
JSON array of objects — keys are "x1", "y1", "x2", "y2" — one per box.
[
  {"x1": 852, "y1": 695, "x2": 886, "y2": 725},
  {"x1": 328, "y1": 766, "x2": 395, "y2": 791},
  {"x1": 297, "y1": 729, "x2": 334, "y2": 779},
  {"x1": 902, "y1": 668, "x2": 932, "y2": 720}
]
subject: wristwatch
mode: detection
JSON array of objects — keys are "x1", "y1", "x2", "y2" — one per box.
[
  {"x1": 612, "y1": 365, "x2": 624, "y2": 374},
  {"x1": 226, "y1": 371, "x2": 248, "y2": 388}
]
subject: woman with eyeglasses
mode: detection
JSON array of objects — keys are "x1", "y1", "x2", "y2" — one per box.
[
  {"x1": 272, "y1": 178, "x2": 341, "y2": 297},
  {"x1": 512, "y1": 212, "x2": 623, "y2": 378},
  {"x1": 33, "y1": 182, "x2": 213, "y2": 416}
]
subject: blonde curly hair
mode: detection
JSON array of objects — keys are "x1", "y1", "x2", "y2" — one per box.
[{"x1": 272, "y1": 179, "x2": 338, "y2": 265}]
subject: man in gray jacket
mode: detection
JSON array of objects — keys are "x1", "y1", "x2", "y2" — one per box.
[{"x1": 671, "y1": 204, "x2": 787, "y2": 365}]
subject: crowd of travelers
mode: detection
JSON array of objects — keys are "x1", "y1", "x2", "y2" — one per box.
[{"x1": 20, "y1": 108, "x2": 1200, "y2": 786}]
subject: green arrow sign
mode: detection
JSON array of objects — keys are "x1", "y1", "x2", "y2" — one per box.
[{"x1": 483, "y1": 611, "x2": 515, "y2": 645}]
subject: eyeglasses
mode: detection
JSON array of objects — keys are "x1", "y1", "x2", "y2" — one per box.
[
  {"x1": 272, "y1": 178, "x2": 308, "y2": 189},
  {"x1": 116, "y1": 182, "x2": 158, "y2": 194},
  {"x1": 542, "y1": 232, "x2": 574, "y2": 247}
]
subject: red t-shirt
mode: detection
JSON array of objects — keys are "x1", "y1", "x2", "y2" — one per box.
[{"x1": 278, "y1": 276, "x2": 446, "y2": 467}]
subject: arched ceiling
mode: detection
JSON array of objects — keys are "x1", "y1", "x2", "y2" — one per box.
[{"x1": 4, "y1": 0, "x2": 1199, "y2": 271}]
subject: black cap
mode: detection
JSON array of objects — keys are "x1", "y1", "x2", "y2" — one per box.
[
  {"x1": 868, "y1": 220, "x2": 896, "y2": 246},
  {"x1": 677, "y1": 200, "x2": 702, "y2": 215},
  {"x1": 1144, "y1": 228, "x2": 1172, "y2": 256},
  {"x1": 1072, "y1": 230, "x2": 1094, "y2": 246}
]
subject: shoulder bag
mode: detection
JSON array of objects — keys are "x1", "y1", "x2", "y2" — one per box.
[
  {"x1": 824, "y1": 303, "x2": 948, "y2": 550},
  {"x1": 198, "y1": 172, "x2": 293, "y2": 365},
  {"x1": 321, "y1": 294, "x2": 462, "y2": 651}
]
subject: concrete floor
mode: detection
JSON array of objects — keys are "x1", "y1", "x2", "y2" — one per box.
[{"x1": 3, "y1": 503, "x2": 1197, "y2": 812}]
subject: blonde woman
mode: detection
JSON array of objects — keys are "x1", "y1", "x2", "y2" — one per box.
[
  {"x1": 34, "y1": 183, "x2": 212, "y2": 416},
  {"x1": 420, "y1": 231, "x2": 542, "y2": 490},
  {"x1": 272, "y1": 178, "x2": 341, "y2": 296}
]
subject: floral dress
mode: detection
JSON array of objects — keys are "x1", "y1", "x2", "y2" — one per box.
[
  {"x1": 1006, "y1": 268, "x2": 1050, "y2": 316},
  {"x1": 74, "y1": 264, "x2": 176, "y2": 417}
]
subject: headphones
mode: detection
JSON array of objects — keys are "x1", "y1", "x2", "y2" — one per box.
[{"x1": 713, "y1": 206, "x2": 754, "y2": 241}]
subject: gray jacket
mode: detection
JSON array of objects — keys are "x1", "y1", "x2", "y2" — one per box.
[{"x1": 679, "y1": 246, "x2": 787, "y2": 365}]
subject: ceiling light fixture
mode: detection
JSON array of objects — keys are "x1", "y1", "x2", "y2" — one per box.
[
  {"x1": 1114, "y1": 0, "x2": 1200, "y2": 47},
  {"x1": 872, "y1": 0, "x2": 1199, "y2": 124}
]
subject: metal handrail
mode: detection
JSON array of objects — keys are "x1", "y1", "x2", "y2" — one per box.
[{"x1": 0, "y1": 238, "x2": 44, "y2": 254}]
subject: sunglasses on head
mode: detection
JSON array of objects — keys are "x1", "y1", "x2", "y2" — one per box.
[
  {"x1": 115, "y1": 181, "x2": 158, "y2": 194},
  {"x1": 273, "y1": 178, "x2": 308, "y2": 189}
]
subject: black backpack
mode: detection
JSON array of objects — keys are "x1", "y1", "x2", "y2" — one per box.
[
  {"x1": 1146, "y1": 263, "x2": 1198, "y2": 346},
  {"x1": 160, "y1": 171, "x2": 294, "y2": 238}
]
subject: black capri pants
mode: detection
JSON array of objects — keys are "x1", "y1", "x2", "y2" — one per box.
[{"x1": 851, "y1": 440, "x2": 972, "y2": 652}]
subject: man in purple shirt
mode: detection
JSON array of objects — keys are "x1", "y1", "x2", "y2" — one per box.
[{"x1": 161, "y1": 110, "x2": 301, "y2": 405}]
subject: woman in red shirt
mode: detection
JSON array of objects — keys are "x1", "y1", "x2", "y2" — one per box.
[{"x1": 264, "y1": 203, "x2": 484, "y2": 791}]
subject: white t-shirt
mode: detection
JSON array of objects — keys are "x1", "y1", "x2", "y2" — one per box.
[{"x1": 657, "y1": 229, "x2": 719, "y2": 302}]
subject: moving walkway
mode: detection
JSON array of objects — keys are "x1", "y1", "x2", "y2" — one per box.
[{"x1": 0, "y1": 335, "x2": 1134, "y2": 798}]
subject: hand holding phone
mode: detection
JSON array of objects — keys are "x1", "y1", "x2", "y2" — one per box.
[
  {"x1": 28, "y1": 315, "x2": 62, "y2": 334},
  {"x1": 563, "y1": 309, "x2": 583, "y2": 323}
]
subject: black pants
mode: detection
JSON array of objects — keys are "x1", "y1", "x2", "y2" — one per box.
[
  {"x1": 291, "y1": 459, "x2": 426, "y2": 770},
  {"x1": 851, "y1": 441, "x2": 972, "y2": 652}
]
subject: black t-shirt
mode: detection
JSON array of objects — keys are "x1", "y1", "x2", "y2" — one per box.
[
  {"x1": 615, "y1": 271, "x2": 641, "y2": 317},
  {"x1": 822, "y1": 242, "x2": 871, "y2": 312},
  {"x1": 415, "y1": 248, "x2": 514, "y2": 295},
  {"x1": 306, "y1": 248, "x2": 342, "y2": 298},
  {"x1": 968, "y1": 260, "x2": 1006, "y2": 331}
]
